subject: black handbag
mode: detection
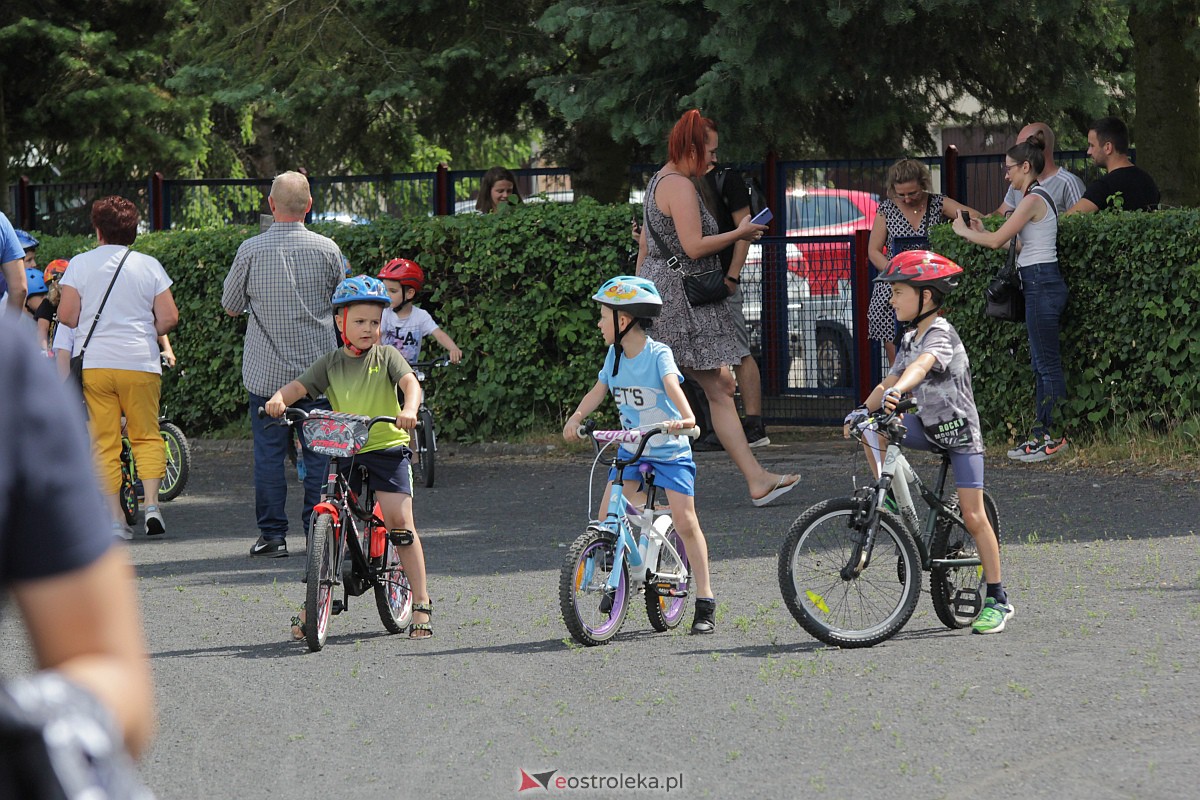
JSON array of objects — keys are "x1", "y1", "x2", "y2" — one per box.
[
  {"x1": 644, "y1": 205, "x2": 728, "y2": 307},
  {"x1": 71, "y1": 247, "x2": 133, "y2": 389},
  {"x1": 984, "y1": 236, "x2": 1024, "y2": 322}
]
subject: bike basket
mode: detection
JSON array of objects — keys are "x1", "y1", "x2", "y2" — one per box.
[{"x1": 300, "y1": 411, "x2": 370, "y2": 457}]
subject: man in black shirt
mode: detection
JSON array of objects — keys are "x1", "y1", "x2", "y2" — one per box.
[{"x1": 1066, "y1": 116, "x2": 1161, "y2": 214}]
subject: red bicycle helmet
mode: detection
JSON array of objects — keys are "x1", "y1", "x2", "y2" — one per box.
[
  {"x1": 874, "y1": 249, "x2": 963, "y2": 296},
  {"x1": 378, "y1": 258, "x2": 425, "y2": 292}
]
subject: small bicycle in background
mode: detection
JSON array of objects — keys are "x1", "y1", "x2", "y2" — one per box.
[
  {"x1": 559, "y1": 420, "x2": 700, "y2": 646},
  {"x1": 777, "y1": 399, "x2": 1001, "y2": 648},
  {"x1": 119, "y1": 413, "x2": 193, "y2": 526},
  {"x1": 261, "y1": 407, "x2": 413, "y2": 652},
  {"x1": 407, "y1": 357, "x2": 451, "y2": 489}
]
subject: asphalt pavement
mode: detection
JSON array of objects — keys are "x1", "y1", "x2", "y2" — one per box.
[{"x1": 3, "y1": 434, "x2": 1198, "y2": 799}]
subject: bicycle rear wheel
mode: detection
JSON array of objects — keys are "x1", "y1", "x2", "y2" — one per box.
[
  {"x1": 158, "y1": 421, "x2": 191, "y2": 501},
  {"x1": 930, "y1": 490, "x2": 1001, "y2": 629},
  {"x1": 416, "y1": 407, "x2": 436, "y2": 488},
  {"x1": 778, "y1": 497, "x2": 921, "y2": 648},
  {"x1": 304, "y1": 513, "x2": 339, "y2": 651},
  {"x1": 374, "y1": 536, "x2": 414, "y2": 634},
  {"x1": 120, "y1": 441, "x2": 139, "y2": 526},
  {"x1": 559, "y1": 528, "x2": 629, "y2": 646},
  {"x1": 645, "y1": 522, "x2": 690, "y2": 631}
]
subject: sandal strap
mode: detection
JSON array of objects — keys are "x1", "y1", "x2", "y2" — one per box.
[{"x1": 411, "y1": 602, "x2": 433, "y2": 614}]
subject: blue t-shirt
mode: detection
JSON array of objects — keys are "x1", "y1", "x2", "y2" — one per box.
[
  {"x1": 0, "y1": 212, "x2": 25, "y2": 296},
  {"x1": 598, "y1": 337, "x2": 689, "y2": 461}
]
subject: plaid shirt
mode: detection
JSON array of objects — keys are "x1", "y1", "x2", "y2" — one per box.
[{"x1": 221, "y1": 222, "x2": 344, "y2": 397}]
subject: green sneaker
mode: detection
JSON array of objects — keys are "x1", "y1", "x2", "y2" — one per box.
[{"x1": 972, "y1": 597, "x2": 1016, "y2": 634}]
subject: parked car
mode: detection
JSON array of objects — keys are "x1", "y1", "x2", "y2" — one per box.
[{"x1": 784, "y1": 188, "x2": 879, "y2": 294}]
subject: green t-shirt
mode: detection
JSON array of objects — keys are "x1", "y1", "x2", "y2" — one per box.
[{"x1": 297, "y1": 345, "x2": 414, "y2": 452}]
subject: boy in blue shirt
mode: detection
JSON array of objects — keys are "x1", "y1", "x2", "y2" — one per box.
[
  {"x1": 562, "y1": 276, "x2": 717, "y2": 634},
  {"x1": 266, "y1": 275, "x2": 433, "y2": 639}
]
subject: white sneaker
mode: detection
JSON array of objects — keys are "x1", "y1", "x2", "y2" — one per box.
[
  {"x1": 112, "y1": 520, "x2": 133, "y2": 541},
  {"x1": 144, "y1": 505, "x2": 165, "y2": 536}
]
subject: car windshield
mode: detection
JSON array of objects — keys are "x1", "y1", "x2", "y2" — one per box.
[{"x1": 788, "y1": 194, "x2": 866, "y2": 229}]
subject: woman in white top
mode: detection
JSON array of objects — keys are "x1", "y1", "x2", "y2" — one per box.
[
  {"x1": 953, "y1": 132, "x2": 1069, "y2": 463},
  {"x1": 57, "y1": 196, "x2": 179, "y2": 538}
]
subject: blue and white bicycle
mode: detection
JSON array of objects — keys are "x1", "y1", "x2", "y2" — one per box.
[{"x1": 559, "y1": 420, "x2": 700, "y2": 646}]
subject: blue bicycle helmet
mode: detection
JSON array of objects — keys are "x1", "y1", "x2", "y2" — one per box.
[
  {"x1": 592, "y1": 276, "x2": 662, "y2": 318},
  {"x1": 25, "y1": 267, "x2": 48, "y2": 297},
  {"x1": 14, "y1": 229, "x2": 39, "y2": 250},
  {"x1": 332, "y1": 274, "x2": 390, "y2": 307}
]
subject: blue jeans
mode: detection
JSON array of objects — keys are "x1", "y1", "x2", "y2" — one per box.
[
  {"x1": 248, "y1": 392, "x2": 331, "y2": 542},
  {"x1": 1019, "y1": 261, "x2": 1069, "y2": 438}
]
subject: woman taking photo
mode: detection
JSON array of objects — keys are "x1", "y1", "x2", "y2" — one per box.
[
  {"x1": 953, "y1": 133, "x2": 1068, "y2": 463},
  {"x1": 868, "y1": 158, "x2": 981, "y2": 365},
  {"x1": 58, "y1": 196, "x2": 180, "y2": 537},
  {"x1": 636, "y1": 109, "x2": 799, "y2": 506}
]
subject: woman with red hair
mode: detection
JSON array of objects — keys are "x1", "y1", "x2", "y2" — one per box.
[{"x1": 636, "y1": 110, "x2": 799, "y2": 506}]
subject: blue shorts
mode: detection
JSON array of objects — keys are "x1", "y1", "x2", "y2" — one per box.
[
  {"x1": 608, "y1": 457, "x2": 696, "y2": 497},
  {"x1": 339, "y1": 445, "x2": 414, "y2": 497},
  {"x1": 900, "y1": 414, "x2": 984, "y2": 490}
]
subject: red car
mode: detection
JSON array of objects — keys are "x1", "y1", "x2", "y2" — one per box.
[{"x1": 783, "y1": 188, "x2": 879, "y2": 295}]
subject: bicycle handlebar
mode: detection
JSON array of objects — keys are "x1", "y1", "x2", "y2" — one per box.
[
  {"x1": 409, "y1": 357, "x2": 452, "y2": 371},
  {"x1": 577, "y1": 420, "x2": 701, "y2": 463},
  {"x1": 850, "y1": 398, "x2": 917, "y2": 442},
  {"x1": 256, "y1": 406, "x2": 398, "y2": 430}
]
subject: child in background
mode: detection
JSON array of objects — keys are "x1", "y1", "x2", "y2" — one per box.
[
  {"x1": 377, "y1": 259, "x2": 462, "y2": 365},
  {"x1": 23, "y1": 267, "x2": 51, "y2": 349},
  {"x1": 844, "y1": 250, "x2": 1013, "y2": 634},
  {"x1": 37, "y1": 259, "x2": 69, "y2": 355},
  {"x1": 562, "y1": 276, "x2": 718, "y2": 635},
  {"x1": 265, "y1": 275, "x2": 434, "y2": 640}
]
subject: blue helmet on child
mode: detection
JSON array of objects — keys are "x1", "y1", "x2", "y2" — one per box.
[
  {"x1": 25, "y1": 267, "x2": 48, "y2": 297},
  {"x1": 15, "y1": 230, "x2": 39, "y2": 251},
  {"x1": 332, "y1": 274, "x2": 390, "y2": 307},
  {"x1": 592, "y1": 276, "x2": 662, "y2": 318}
]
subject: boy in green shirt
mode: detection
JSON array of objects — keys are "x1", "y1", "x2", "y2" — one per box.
[{"x1": 266, "y1": 275, "x2": 433, "y2": 638}]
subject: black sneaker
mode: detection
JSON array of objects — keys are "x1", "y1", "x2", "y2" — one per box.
[
  {"x1": 249, "y1": 536, "x2": 288, "y2": 558},
  {"x1": 743, "y1": 421, "x2": 770, "y2": 448},
  {"x1": 691, "y1": 433, "x2": 724, "y2": 452},
  {"x1": 691, "y1": 597, "x2": 716, "y2": 634}
]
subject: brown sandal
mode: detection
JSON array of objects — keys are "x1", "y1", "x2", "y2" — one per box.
[
  {"x1": 409, "y1": 601, "x2": 433, "y2": 639},
  {"x1": 290, "y1": 611, "x2": 306, "y2": 641}
]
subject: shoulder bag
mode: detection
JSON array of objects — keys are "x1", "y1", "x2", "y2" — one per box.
[
  {"x1": 70, "y1": 247, "x2": 132, "y2": 388},
  {"x1": 644, "y1": 173, "x2": 729, "y2": 307}
]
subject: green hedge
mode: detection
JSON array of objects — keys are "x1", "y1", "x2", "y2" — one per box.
[
  {"x1": 34, "y1": 206, "x2": 1199, "y2": 442},
  {"x1": 35, "y1": 200, "x2": 634, "y2": 439},
  {"x1": 929, "y1": 209, "x2": 1200, "y2": 441}
]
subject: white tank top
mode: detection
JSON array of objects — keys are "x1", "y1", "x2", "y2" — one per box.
[{"x1": 1016, "y1": 187, "x2": 1057, "y2": 268}]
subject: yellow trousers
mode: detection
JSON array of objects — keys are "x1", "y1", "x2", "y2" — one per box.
[{"x1": 83, "y1": 368, "x2": 163, "y2": 495}]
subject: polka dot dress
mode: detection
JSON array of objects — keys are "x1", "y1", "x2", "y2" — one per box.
[{"x1": 869, "y1": 194, "x2": 945, "y2": 341}]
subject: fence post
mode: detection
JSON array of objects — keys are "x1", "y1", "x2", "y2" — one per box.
[
  {"x1": 944, "y1": 144, "x2": 960, "y2": 202},
  {"x1": 435, "y1": 163, "x2": 450, "y2": 216},
  {"x1": 765, "y1": 149, "x2": 780, "y2": 235},
  {"x1": 17, "y1": 176, "x2": 32, "y2": 230},
  {"x1": 151, "y1": 172, "x2": 165, "y2": 231},
  {"x1": 853, "y1": 228, "x2": 876, "y2": 399}
]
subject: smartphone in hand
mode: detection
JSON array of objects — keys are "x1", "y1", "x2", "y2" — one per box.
[
  {"x1": 751, "y1": 207, "x2": 773, "y2": 225},
  {"x1": 960, "y1": 209, "x2": 971, "y2": 225}
]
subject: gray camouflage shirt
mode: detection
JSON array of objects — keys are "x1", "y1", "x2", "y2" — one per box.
[{"x1": 889, "y1": 317, "x2": 983, "y2": 453}]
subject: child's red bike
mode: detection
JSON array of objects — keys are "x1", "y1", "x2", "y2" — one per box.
[{"x1": 263, "y1": 407, "x2": 414, "y2": 652}]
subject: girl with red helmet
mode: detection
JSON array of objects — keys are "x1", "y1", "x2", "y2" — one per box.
[
  {"x1": 377, "y1": 258, "x2": 462, "y2": 365},
  {"x1": 844, "y1": 250, "x2": 1014, "y2": 634}
]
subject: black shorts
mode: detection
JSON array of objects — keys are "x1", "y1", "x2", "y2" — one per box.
[{"x1": 338, "y1": 445, "x2": 413, "y2": 497}]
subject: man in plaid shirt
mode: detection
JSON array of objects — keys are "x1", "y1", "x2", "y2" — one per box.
[{"x1": 222, "y1": 171, "x2": 345, "y2": 558}]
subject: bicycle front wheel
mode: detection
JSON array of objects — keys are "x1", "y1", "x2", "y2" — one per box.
[
  {"x1": 158, "y1": 421, "x2": 191, "y2": 501},
  {"x1": 778, "y1": 498, "x2": 921, "y2": 648},
  {"x1": 930, "y1": 490, "x2": 1001, "y2": 629},
  {"x1": 417, "y1": 407, "x2": 436, "y2": 488},
  {"x1": 645, "y1": 522, "x2": 691, "y2": 632},
  {"x1": 374, "y1": 536, "x2": 414, "y2": 634},
  {"x1": 304, "y1": 513, "x2": 339, "y2": 651},
  {"x1": 120, "y1": 442, "x2": 139, "y2": 526},
  {"x1": 559, "y1": 528, "x2": 629, "y2": 646}
]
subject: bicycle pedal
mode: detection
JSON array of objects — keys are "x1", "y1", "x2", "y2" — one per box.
[
  {"x1": 650, "y1": 583, "x2": 687, "y2": 599},
  {"x1": 952, "y1": 589, "x2": 981, "y2": 617},
  {"x1": 387, "y1": 528, "x2": 414, "y2": 547},
  {"x1": 599, "y1": 587, "x2": 616, "y2": 614},
  {"x1": 331, "y1": 599, "x2": 345, "y2": 615}
]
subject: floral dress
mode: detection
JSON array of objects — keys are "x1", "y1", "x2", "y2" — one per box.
[
  {"x1": 868, "y1": 193, "x2": 946, "y2": 341},
  {"x1": 639, "y1": 172, "x2": 748, "y2": 370}
]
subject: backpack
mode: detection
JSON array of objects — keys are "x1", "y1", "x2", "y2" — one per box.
[{"x1": 714, "y1": 169, "x2": 768, "y2": 217}]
